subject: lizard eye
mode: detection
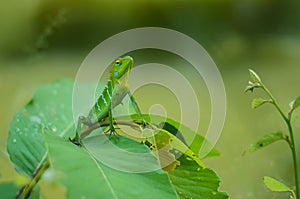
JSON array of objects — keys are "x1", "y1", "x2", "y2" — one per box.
[{"x1": 114, "y1": 60, "x2": 122, "y2": 67}]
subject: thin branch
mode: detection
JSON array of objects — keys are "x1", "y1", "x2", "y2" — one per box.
[{"x1": 15, "y1": 160, "x2": 50, "y2": 199}]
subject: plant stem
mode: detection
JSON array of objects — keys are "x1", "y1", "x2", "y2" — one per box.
[
  {"x1": 292, "y1": 190, "x2": 297, "y2": 199},
  {"x1": 262, "y1": 85, "x2": 299, "y2": 199},
  {"x1": 15, "y1": 160, "x2": 50, "y2": 199},
  {"x1": 287, "y1": 119, "x2": 299, "y2": 199},
  {"x1": 70, "y1": 118, "x2": 154, "y2": 141},
  {"x1": 261, "y1": 86, "x2": 288, "y2": 122}
]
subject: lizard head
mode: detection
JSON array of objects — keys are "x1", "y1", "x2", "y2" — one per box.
[{"x1": 110, "y1": 56, "x2": 133, "y2": 80}]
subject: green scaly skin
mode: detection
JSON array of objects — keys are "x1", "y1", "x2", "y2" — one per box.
[{"x1": 74, "y1": 56, "x2": 146, "y2": 144}]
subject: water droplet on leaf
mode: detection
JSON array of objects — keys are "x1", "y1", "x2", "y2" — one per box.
[{"x1": 30, "y1": 116, "x2": 41, "y2": 123}]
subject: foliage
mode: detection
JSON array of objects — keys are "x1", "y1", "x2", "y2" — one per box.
[
  {"x1": 245, "y1": 69, "x2": 299, "y2": 199},
  {"x1": 4, "y1": 79, "x2": 228, "y2": 199}
]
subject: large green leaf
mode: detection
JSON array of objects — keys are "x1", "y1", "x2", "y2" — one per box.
[
  {"x1": 154, "y1": 117, "x2": 221, "y2": 159},
  {"x1": 82, "y1": 133, "x2": 164, "y2": 173},
  {"x1": 46, "y1": 133, "x2": 178, "y2": 199},
  {"x1": 119, "y1": 114, "x2": 221, "y2": 159},
  {"x1": 111, "y1": 114, "x2": 220, "y2": 170},
  {"x1": 169, "y1": 156, "x2": 228, "y2": 199},
  {"x1": 7, "y1": 79, "x2": 76, "y2": 175}
]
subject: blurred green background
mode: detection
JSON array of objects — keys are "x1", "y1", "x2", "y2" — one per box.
[{"x1": 1, "y1": 0, "x2": 300, "y2": 198}]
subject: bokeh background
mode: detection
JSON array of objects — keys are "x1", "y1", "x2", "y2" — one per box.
[{"x1": 1, "y1": 0, "x2": 300, "y2": 198}]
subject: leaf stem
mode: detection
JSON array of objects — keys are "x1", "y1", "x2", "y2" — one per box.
[
  {"x1": 261, "y1": 85, "x2": 288, "y2": 123},
  {"x1": 261, "y1": 84, "x2": 299, "y2": 199},
  {"x1": 15, "y1": 160, "x2": 50, "y2": 199}
]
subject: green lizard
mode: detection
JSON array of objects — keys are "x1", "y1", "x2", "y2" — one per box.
[
  {"x1": 74, "y1": 56, "x2": 146, "y2": 144},
  {"x1": 70, "y1": 56, "x2": 205, "y2": 169}
]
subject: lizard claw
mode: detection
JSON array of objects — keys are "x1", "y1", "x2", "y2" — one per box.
[
  {"x1": 104, "y1": 126, "x2": 120, "y2": 142},
  {"x1": 68, "y1": 137, "x2": 82, "y2": 147}
]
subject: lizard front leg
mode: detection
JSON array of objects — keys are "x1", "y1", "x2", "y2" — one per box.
[
  {"x1": 128, "y1": 92, "x2": 147, "y2": 127},
  {"x1": 71, "y1": 115, "x2": 92, "y2": 146}
]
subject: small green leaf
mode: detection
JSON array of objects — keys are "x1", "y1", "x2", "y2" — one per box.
[
  {"x1": 251, "y1": 98, "x2": 272, "y2": 109},
  {"x1": 245, "y1": 81, "x2": 261, "y2": 93},
  {"x1": 249, "y1": 69, "x2": 262, "y2": 83},
  {"x1": 289, "y1": 96, "x2": 300, "y2": 114},
  {"x1": 245, "y1": 69, "x2": 263, "y2": 93},
  {"x1": 263, "y1": 176, "x2": 291, "y2": 192},
  {"x1": 244, "y1": 85, "x2": 254, "y2": 93},
  {"x1": 243, "y1": 131, "x2": 285, "y2": 155},
  {"x1": 82, "y1": 133, "x2": 163, "y2": 173}
]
